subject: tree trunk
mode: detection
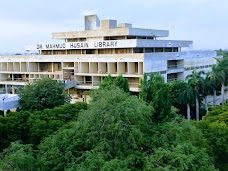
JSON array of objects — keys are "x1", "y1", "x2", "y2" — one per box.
[
  {"x1": 187, "y1": 103, "x2": 191, "y2": 121},
  {"x1": 196, "y1": 96, "x2": 199, "y2": 121},
  {"x1": 213, "y1": 90, "x2": 216, "y2": 107},
  {"x1": 222, "y1": 83, "x2": 225, "y2": 106},
  {"x1": 205, "y1": 96, "x2": 208, "y2": 114}
]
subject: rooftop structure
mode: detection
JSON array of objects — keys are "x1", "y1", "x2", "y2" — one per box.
[{"x1": 0, "y1": 15, "x2": 221, "y2": 102}]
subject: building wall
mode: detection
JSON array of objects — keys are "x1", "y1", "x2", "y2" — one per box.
[{"x1": 0, "y1": 15, "x2": 221, "y2": 99}]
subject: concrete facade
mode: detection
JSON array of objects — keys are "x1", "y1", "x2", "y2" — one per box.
[{"x1": 0, "y1": 15, "x2": 221, "y2": 102}]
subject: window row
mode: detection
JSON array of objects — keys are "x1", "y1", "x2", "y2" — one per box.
[{"x1": 41, "y1": 47, "x2": 179, "y2": 55}]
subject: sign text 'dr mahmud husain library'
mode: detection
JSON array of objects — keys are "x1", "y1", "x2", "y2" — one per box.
[{"x1": 33, "y1": 40, "x2": 136, "y2": 50}]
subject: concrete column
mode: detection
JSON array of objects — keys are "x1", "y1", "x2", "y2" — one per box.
[
  {"x1": 5, "y1": 84, "x2": 8, "y2": 94},
  {"x1": 89, "y1": 62, "x2": 91, "y2": 73},
  {"x1": 4, "y1": 110, "x2": 7, "y2": 117},
  {"x1": 12, "y1": 85, "x2": 15, "y2": 94},
  {"x1": 52, "y1": 62, "x2": 54, "y2": 72}
]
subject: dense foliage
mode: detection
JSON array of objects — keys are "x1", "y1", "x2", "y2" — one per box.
[
  {"x1": 19, "y1": 78, "x2": 70, "y2": 111},
  {"x1": 1, "y1": 55, "x2": 228, "y2": 170},
  {"x1": 99, "y1": 74, "x2": 129, "y2": 93},
  {"x1": 0, "y1": 102, "x2": 87, "y2": 152},
  {"x1": 140, "y1": 73, "x2": 171, "y2": 122},
  {"x1": 0, "y1": 87, "x2": 217, "y2": 170},
  {"x1": 194, "y1": 104, "x2": 228, "y2": 171}
]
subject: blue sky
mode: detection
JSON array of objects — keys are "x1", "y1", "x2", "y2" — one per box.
[{"x1": 0, "y1": 0, "x2": 227, "y2": 53}]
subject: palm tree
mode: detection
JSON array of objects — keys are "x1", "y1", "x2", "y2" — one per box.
[
  {"x1": 210, "y1": 65, "x2": 220, "y2": 107},
  {"x1": 181, "y1": 82, "x2": 195, "y2": 121},
  {"x1": 186, "y1": 69, "x2": 205, "y2": 121},
  {"x1": 211, "y1": 59, "x2": 226, "y2": 106},
  {"x1": 202, "y1": 72, "x2": 214, "y2": 113}
]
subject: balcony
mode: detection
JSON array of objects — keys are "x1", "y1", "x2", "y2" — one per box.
[
  {"x1": 76, "y1": 81, "x2": 99, "y2": 89},
  {"x1": 75, "y1": 81, "x2": 140, "y2": 92},
  {"x1": 167, "y1": 65, "x2": 184, "y2": 74}
]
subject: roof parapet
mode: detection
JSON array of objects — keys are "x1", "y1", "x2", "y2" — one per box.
[
  {"x1": 85, "y1": 15, "x2": 100, "y2": 30},
  {"x1": 118, "y1": 23, "x2": 132, "y2": 28},
  {"x1": 101, "y1": 20, "x2": 117, "y2": 29}
]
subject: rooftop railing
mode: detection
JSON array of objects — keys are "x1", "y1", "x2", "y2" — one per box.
[{"x1": 76, "y1": 81, "x2": 140, "y2": 87}]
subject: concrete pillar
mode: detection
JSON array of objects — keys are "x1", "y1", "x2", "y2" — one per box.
[
  {"x1": 4, "y1": 110, "x2": 7, "y2": 117},
  {"x1": 5, "y1": 84, "x2": 7, "y2": 94},
  {"x1": 52, "y1": 62, "x2": 54, "y2": 72},
  {"x1": 12, "y1": 85, "x2": 15, "y2": 94}
]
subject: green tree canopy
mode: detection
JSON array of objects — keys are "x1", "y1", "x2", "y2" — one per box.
[
  {"x1": 0, "y1": 111, "x2": 31, "y2": 152},
  {"x1": 99, "y1": 74, "x2": 129, "y2": 93},
  {"x1": 114, "y1": 75, "x2": 130, "y2": 93},
  {"x1": 37, "y1": 87, "x2": 154, "y2": 170},
  {"x1": 34, "y1": 87, "x2": 215, "y2": 170},
  {"x1": 194, "y1": 104, "x2": 228, "y2": 170},
  {"x1": 19, "y1": 78, "x2": 70, "y2": 111},
  {"x1": 186, "y1": 69, "x2": 205, "y2": 120},
  {"x1": 27, "y1": 102, "x2": 87, "y2": 146},
  {"x1": 146, "y1": 119, "x2": 215, "y2": 171},
  {"x1": 140, "y1": 73, "x2": 171, "y2": 122},
  {"x1": 0, "y1": 141, "x2": 35, "y2": 171},
  {"x1": 0, "y1": 102, "x2": 87, "y2": 152}
]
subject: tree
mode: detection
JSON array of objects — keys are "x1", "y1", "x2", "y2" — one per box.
[
  {"x1": 180, "y1": 82, "x2": 195, "y2": 121},
  {"x1": 36, "y1": 87, "x2": 215, "y2": 170},
  {"x1": 211, "y1": 62, "x2": 225, "y2": 106},
  {"x1": 99, "y1": 74, "x2": 113, "y2": 89},
  {"x1": 37, "y1": 87, "x2": 154, "y2": 170},
  {"x1": 19, "y1": 78, "x2": 70, "y2": 111},
  {"x1": 140, "y1": 73, "x2": 171, "y2": 122},
  {"x1": 0, "y1": 141, "x2": 35, "y2": 171},
  {"x1": 0, "y1": 88, "x2": 217, "y2": 170},
  {"x1": 27, "y1": 102, "x2": 87, "y2": 146},
  {"x1": 218, "y1": 50, "x2": 228, "y2": 59},
  {"x1": 186, "y1": 69, "x2": 205, "y2": 120},
  {"x1": 194, "y1": 103, "x2": 228, "y2": 171},
  {"x1": 145, "y1": 119, "x2": 216, "y2": 171},
  {"x1": 0, "y1": 102, "x2": 87, "y2": 151},
  {"x1": 114, "y1": 75, "x2": 129, "y2": 93},
  {"x1": 99, "y1": 74, "x2": 129, "y2": 93},
  {"x1": 168, "y1": 80, "x2": 196, "y2": 121},
  {"x1": 0, "y1": 111, "x2": 31, "y2": 152},
  {"x1": 210, "y1": 65, "x2": 220, "y2": 107},
  {"x1": 212, "y1": 58, "x2": 228, "y2": 106},
  {"x1": 202, "y1": 72, "x2": 214, "y2": 113}
]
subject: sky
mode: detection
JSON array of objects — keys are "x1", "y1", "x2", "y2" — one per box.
[{"x1": 0, "y1": 0, "x2": 227, "y2": 53}]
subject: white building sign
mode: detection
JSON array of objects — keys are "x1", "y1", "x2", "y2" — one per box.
[{"x1": 27, "y1": 40, "x2": 137, "y2": 51}]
